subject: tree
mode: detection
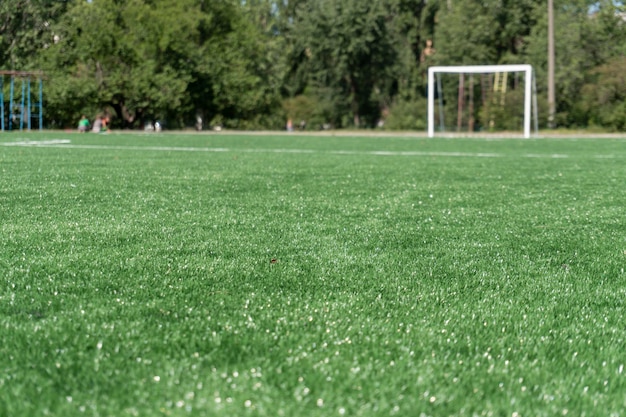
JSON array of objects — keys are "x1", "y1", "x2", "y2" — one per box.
[
  {"x1": 292, "y1": 0, "x2": 398, "y2": 128},
  {"x1": 432, "y1": 0, "x2": 500, "y2": 65},
  {"x1": 523, "y1": 0, "x2": 626, "y2": 127},
  {"x1": 192, "y1": 0, "x2": 285, "y2": 128},
  {"x1": 41, "y1": 0, "x2": 198, "y2": 127},
  {"x1": 8, "y1": 0, "x2": 626, "y2": 131},
  {"x1": 386, "y1": 0, "x2": 430, "y2": 100},
  {"x1": 580, "y1": 56, "x2": 626, "y2": 130},
  {"x1": 38, "y1": 0, "x2": 284, "y2": 129},
  {"x1": 0, "y1": 0, "x2": 68, "y2": 70}
]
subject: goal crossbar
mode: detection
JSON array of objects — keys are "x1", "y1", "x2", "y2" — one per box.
[{"x1": 427, "y1": 64, "x2": 536, "y2": 138}]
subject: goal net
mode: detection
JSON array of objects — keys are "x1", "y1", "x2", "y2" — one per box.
[{"x1": 427, "y1": 64, "x2": 538, "y2": 138}]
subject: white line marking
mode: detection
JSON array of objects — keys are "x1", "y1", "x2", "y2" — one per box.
[
  {"x1": 1, "y1": 141, "x2": 503, "y2": 157},
  {"x1": 523, "y1": 153, "x2": 569, "y2": 158},
  {"x1": 1, "y1": 139, "x2": 618, "y2": 159},
  {"x1": 2, "y1": 139, "x2": 71, "y2": 146}
]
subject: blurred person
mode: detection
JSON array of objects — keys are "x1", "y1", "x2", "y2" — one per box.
[
  {"x1": 101, "y1": 116, "x2": 110, "y2": 133},
  {"x1": 92, "y1": 116, "x2": 102, "y2": 133},
  {"x1": 78, "y1": 115, "x2": 90, "y2": 133}
]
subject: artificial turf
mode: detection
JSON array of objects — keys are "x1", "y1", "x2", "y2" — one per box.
[{"x1": 1, "y1": 131, "x2": 625, "y2": 416}]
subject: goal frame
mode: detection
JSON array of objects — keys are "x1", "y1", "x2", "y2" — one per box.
[{"x1": 427, "y1": 64, "x2": 537, "y2": 138}]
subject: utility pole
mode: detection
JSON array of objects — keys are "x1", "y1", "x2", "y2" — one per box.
[{"x1": 548, "y1": 0, "x2": 555, "y2": 129}]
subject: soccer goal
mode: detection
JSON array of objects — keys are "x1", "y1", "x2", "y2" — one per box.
[{"x1": 427, "y1": 64, "x2": 538, "y2": 138}]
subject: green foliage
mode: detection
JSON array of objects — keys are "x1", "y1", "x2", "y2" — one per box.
[
  {"x1": 41, "y1": 0, "x2": 197, "y2": 127},
  {"x1": 281, "y1": 89, "x2": 345, "y2": 130},
  {"x1": 3, "y1": 0, "x2": 626, "y2": 131},
  {"x1": 579, "y1": 56, "x2": 626, "y2": 131},
  {"x1": 383, "y1": 98, "x2": 428, "y2": 130},
  {"x1": 192, "y1": 0, "x2": 285, "y2": 128},
  {"x1": 478, "y1": 89, "x2": 527, "y2": 132},
  {"x1": 523, "y1": 0, "x2": 626, "y2": 128},
  {"x1": 0, "y1": 0, "x2": 68, "y2": 70},
  {"x1": 292, "y1": 0, "x2": 398, "y2": 128},
  {"x1": 432, "y1": 0, "x2": 536, "y2": 64},
  {"x1": 282, "y1": 95, "x2": 317, "y2": 128},
  {"x1": 38, "y1": 0, "x2": 282, "y2": 129},
  {"x1": 433, "y1": 1, "x2": 499, "y2": 65}
]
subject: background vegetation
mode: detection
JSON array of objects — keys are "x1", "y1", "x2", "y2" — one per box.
[{"x1": 1, "y1": 0, "x2": 625, "y2": 131}]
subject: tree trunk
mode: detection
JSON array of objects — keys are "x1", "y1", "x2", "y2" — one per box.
[
  {"x1": 351, "y1": 79, "x2": 360, "y2": 128},
  {"x1": 111, "y1": 98, "x2": 138, "y2": 129}
]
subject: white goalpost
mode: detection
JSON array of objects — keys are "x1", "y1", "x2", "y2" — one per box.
[{"x1": 427, "y1": 64, "x2": 538, "y2": 138}]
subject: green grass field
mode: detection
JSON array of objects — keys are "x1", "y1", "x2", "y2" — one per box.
[{"x1": 1, "y1": 131, "x2": 625, "y2": 416}]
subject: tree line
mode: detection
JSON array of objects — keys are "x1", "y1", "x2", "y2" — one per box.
[{"x1": 1, "y1": 0, "x2": 625, "y2": 131}]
